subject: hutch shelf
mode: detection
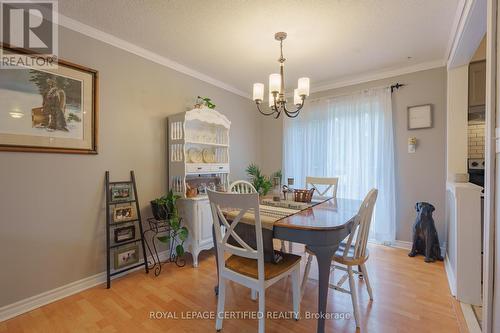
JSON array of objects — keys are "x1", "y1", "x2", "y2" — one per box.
[{"x1": 167, "y1": 107, "x2": 231, "y2": 267}]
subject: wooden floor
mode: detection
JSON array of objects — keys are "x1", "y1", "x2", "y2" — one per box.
[{"x1": 1, "y1": 244, "x2": 468, "y2": 333}]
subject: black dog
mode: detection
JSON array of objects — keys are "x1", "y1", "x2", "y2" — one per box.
[{"x1": 408, "y1": 202, "x2": 443, "y2": 262}]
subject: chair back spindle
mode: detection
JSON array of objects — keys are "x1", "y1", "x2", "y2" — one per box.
[{"x1": 229, "y1": 180, "x2": 257, "y2": 194}]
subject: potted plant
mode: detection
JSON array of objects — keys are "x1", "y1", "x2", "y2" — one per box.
[
  {"x1": 245, "y1": 163, "x2": 282, "y2": 196},
  {"x1": 150, "y1": 196, "x2": 169, "y2": 220},
  {"x1": 156, "y1": 190, "x2": 189, "y2": 258},
  {"x1": 196, "y1": 96, "x2": 216, "y2": 109}
]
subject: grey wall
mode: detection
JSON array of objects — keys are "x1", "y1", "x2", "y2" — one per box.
[
  {"x1": 259, "y1": 67, "x2": 447, "y2": 243},
  {"x1": 0, "y1": 27, "x2": 260, "y2": 307},
  {"x1": 0, "y1": 27, "x2": 447, "y2": 308}
]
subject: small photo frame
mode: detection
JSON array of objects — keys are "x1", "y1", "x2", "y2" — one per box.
[
  {"x1": 110, "y1": 183, "x2": 133, "y2": 202},
  {"x1": 408, "y1": 104, "x2": 433, "y2": 130},
  {"x1": 114, "y1": 245, "x2": 139, "y2": 269},
  {"x1": 114, "y1": 225, "x2": 136, "y2": 243},
  {"x1": 113, "y1": 205, "x2": 135, "y2": 223}
]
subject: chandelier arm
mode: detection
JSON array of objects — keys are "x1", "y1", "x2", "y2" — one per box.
[
  {"x1": 284, "y1": 108, "x2": 301, "y2": 118},
  {"x1": 283, "y1": 98, "x2": 305, "y2": 117},
  {"x1": 256, "y1": 102, "x2": 278, "y2": 116}
]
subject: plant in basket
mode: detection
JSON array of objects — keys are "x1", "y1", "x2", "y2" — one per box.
[
  {"x1": 154, "y1": 190, "x2": 189, "y2": 258},
  {"x1": 150, "y1": 196, "x2": 169, "y2": 220}
]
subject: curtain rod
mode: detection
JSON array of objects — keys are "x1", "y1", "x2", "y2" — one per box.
[
  {"x1": 307, "y1": 82, "x2": 406, "y2": 103},
  {"x1": 390, "y1": 83, "x2": 406, "y2": 93}
]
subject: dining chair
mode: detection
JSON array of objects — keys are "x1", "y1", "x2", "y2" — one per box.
[
  {"x1": 228, "y1": 180, "x2": 260, "y2": 300},
  {"x1": 306, "y1": 176, "x2": 339, "y2": 198},
  {"x1": 229, "y1": 180, "x2": 257, "y2": 194},
  {"x1": 207, "y1": 190, "x2": 301, "y2": 333},
  {"x1": 301, "y1": 189, "x2": 378, "y2": 328},
  {"x1": 284, "y1": 176, "x2": 340, "y2": 253}
]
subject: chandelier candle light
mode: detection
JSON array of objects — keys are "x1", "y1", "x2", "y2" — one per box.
[{"x1": 253, "y1": 32, "x2": 310, "y2": 118}]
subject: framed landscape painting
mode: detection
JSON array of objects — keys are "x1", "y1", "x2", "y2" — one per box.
[{"x1": 0, "y1": 45, "x2": 98, "y2": 154}]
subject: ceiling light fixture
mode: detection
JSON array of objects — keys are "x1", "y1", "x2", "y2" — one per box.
[{"x1": 252, "y1": 32, "x2": 310, "y2": 119}]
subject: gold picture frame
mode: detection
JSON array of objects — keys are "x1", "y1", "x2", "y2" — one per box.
[
  {"x1": 0, "y1": 44, "x2": 98, "y2": 154},
  {"x1": 112, "y1": 205, "x2": 135, "y2": 223}
]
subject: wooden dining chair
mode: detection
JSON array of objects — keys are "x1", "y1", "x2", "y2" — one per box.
[
  {"x1": 284, "y1": 176, "x2": 340, "y2": 253},
  {"x1": 207, "y1": 190, "x2": 301, "y2": 333},
  {"x1": 306, "y1": 176, "x2": 339, "y2": 198},
  {"x1": 228, "y1": 180, "x2": 260, "y2": 300},
  {"x1": 301, "y1": 189, "x2": 378, "y2": 328},
  {"x1": 229, "y1": 180, "x2": 257, "y2": 194}
]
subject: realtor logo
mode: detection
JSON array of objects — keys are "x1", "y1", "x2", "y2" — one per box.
[{"x1": 0, "y1": 0, "x2": 58, "y2": 68}]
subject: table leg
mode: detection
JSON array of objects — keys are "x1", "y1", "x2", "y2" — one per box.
[{"x1": 307, "y1": 245, "x2": 337, "y2": 333}]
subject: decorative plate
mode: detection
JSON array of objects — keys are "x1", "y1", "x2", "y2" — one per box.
[
  {"x1": 187, "y1": 148, "x2": 202, "y2": 163},
  {"x1": 202, "y1": 148, "x2": 216, "y2": 163}
]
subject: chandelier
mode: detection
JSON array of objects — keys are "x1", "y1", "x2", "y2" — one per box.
[{"x1": 252, "y1": 32, "x2": 310, "y2": 118}]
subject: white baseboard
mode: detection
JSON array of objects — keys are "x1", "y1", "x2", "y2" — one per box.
[
  {"x1": 391, "y1": 240, "x2": 447, "y2": 257},
  {"x1": 0, "y1": 272, "x2": 105, "y2": 322},
  {"x1": 0, "y1": 250, "x2": 169, "y2": 322},
  {"x1": 445, "y1": 254, "x2": 457, "y2": 296},
  {"x1": 460, "y1": 302, "x2": 482, "y2": 333},
  {"x1": 391, "y1": 240, "x2": 412, "y2": 250}
]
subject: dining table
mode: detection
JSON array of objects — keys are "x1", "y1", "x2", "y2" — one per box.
[{"x1": 213, "y1": 197, "x2": 361, "y2": 333}]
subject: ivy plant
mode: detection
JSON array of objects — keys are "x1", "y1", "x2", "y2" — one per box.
[{"x1": 156, "y1": 190, "x2": 189, "y2": 257}]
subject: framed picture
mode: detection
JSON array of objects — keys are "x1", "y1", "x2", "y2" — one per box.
[
  {"x1": 0, "y1": 44, "x2": 98, "y2": 154},
  {"x1": 112, "y1": 205, "x2": 135, "y2": 222},
  {"x1": 114, "y1": 225, "x2": 136, "y2": 243},
  {"x1": 114, "y1": 245, "x2": 139, "y2": 269},
  {"x1": 408, "y1": 104, "x2": 433, "y2": 130},
  {"x1": 110, "y1": 183, "x2": 133, "y2": 202}
]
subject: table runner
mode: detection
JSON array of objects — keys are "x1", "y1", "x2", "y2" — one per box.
[{"x1": 223, "y1": 197, "x2": 330, "y2": 263}]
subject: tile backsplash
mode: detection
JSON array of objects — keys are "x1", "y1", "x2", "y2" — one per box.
[{"x1": 468, "y1": 120, "x2": 485, "y2": 159}]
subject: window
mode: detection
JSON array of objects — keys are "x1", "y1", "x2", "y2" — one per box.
[{"x1": 283, "y1": 87, "x2": 396, "y2": 243}]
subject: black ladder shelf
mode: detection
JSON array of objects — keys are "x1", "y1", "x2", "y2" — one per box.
[{"x1": 105, "y1": 170, "x2": 149, "y2": 288}]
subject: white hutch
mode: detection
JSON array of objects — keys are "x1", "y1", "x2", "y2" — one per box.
[{"x1": 167, "y1": 107, "x2": 230, "y2": 267}]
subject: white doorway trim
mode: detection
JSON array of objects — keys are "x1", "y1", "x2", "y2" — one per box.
[
  {"x1": 483, "y1": 0, "x2": 497, "y2": 332},
  {"x1": 448, "y1": 0, "x2": 487, "y2": 69}
]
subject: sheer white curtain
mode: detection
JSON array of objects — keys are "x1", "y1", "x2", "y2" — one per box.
[{"x1": 283, "y1": 87, "x2": 396, "y2": 244}]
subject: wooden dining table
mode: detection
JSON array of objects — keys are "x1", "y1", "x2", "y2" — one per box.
[{"x1": 213, "y1": 197, "x2": 361, "y2": 333}]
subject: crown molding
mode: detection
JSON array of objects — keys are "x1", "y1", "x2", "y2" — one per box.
[
  {"x1": 56, "y1": 13, "x2": 250, "y2": 99},
  {"x1": 57, "y1": 13, "x2": 448, "y2": 100},
  {"x1": 310, "y1": 59, "x2": 446, "y2": 94}
]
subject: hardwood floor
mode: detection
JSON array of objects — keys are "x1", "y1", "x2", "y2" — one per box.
[{"x1": 1, "y1": 244, "x2": 467, "y2": 333}]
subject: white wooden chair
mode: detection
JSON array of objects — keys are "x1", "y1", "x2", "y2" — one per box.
[
  {"x1": 207, "y1": 190, "x2": 301, "y2": 333},
  {"x1": 228, "y1": 180, "x2": 260, "y2": 300},
  {"x1": 229, "y1": 180, "x2": 257, "y2": 194},
  {"x1": 284, "y1": 176, "x2": 340, "y2": 253},
  {"x1": 301, "y1": 189, "x2": 378, "y2": 328},
  {"x1": 306, "y1": 176, "x2": 339, "y2": 198}
]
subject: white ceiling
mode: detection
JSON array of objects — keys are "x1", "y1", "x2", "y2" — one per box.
[{"x1": 58, "y1": 0, "x2": 459, "y2": 97}]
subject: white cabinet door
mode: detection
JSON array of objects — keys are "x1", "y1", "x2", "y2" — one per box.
[
  {"x1": 469, "y1": 61, "x2": 486, "y2": 107},
  {"x1": 198, "y1": 200, "x2": 214, "y2": 245}
]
